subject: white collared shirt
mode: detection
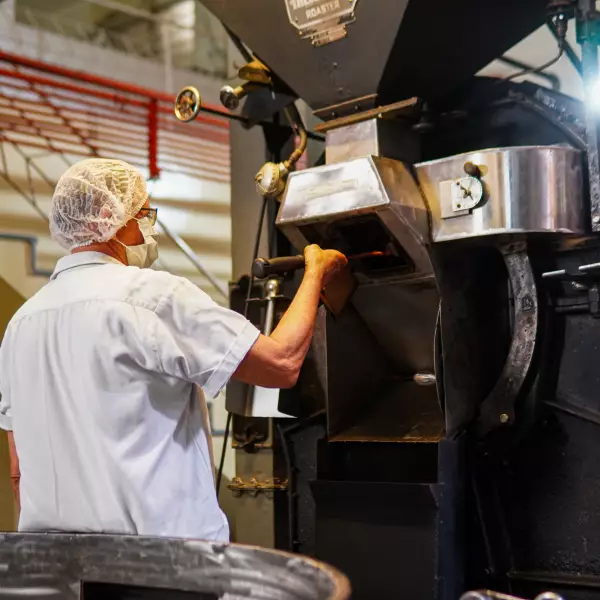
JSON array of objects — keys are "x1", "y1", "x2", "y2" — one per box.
[{"x1": 0, "y1": 252, "x2": 260, "y2": 540}]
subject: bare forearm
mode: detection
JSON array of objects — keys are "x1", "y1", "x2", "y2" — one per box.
[
  {"x1": 270, "y1": 267, "x2": 323, "y2": 363},
  {"x1": 233, "y1": 245, "x2": 345, "y2": 389},
  {"x1": 7, "y1": 431, "x2": 20, "y2": 512}
]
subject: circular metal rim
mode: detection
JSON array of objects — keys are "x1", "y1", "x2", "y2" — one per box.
[
  {"x1": 0, "y1": 533, "x2": 352, "y2": 600},
  {"x1": 174, "y1": 86, "x2": 202, "y2": 123}
]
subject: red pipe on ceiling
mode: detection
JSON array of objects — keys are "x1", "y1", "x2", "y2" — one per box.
[
  {"x1": 0, "y1": 50, "x2": 230, "y2": 121},
  {"x1": 0, "y1": 54, "x2": 232, "y2": 183}
]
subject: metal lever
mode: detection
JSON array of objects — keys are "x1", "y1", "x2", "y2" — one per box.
[
  {"x1": 252, "y1": 249, "x2": 395, "y2": 279},
  {"x1": 252, "y1": 255, "x2": 304, "y2": 279}
]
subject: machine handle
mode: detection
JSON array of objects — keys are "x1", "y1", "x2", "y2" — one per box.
[{"x1": 252, "y1": 255, "x2": 305, "y2": 279}]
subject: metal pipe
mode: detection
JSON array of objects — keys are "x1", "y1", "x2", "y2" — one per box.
[
  {"x1": 498, "y1": 56, "x2": 560, "y2": 89},
  {"x1": 546, "y1": 398, "x2": 600, "y2": 426},
  {"x1": 156, "y1": 218, "x2": 228, "y2": 299},
  {"x1": 0, "y1": 113, "x2": 230, "y2": 153},
  {"x1": 0, "y1": 57, "x2": 320, "y2": 140},
  {"x1": 277, "y1": 423, "x2": 298, "y2": 553},
  {"x1": 2, "y1": 140, "x2": 55, "y2": 209},
  {"x1": 509, "y1": 568, "x2": 600, "y2": 590},
  {"x1": 283, "y1": 104, "x2": 308, "y2": 169},
  {"x1": 0, "y1": 232, "x2": 53, "y2": 278},
  {"x1": 147, "y1": 99, "x2": 159, "y2": 180},
  {"x1": 0, "y1": 65, "x2": 152, "y2": 108},
  {"x1": 0, "y1": 77, "x2": 229, "y2": 132},
  {"x1": 0, "y1": 97, "x2": 147, "y2": 130},
  {"x1": 547, "y1": 20, "x2": 583, "y2": 76},
  {"x1": 25, "y1": 81, "x2": 101, "y2": 158},
  {"x1": 0, "y1": 123, "x2": 229, "y2": 183},
  {"x1": 263, "y1": 279, "x2": 280, "y2": 336}
]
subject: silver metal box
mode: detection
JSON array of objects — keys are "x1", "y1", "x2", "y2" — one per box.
[{"x1": 415, "y1": 145, "x2": 585, "y2": 242}]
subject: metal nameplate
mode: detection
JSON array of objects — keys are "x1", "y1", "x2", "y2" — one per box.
[{"x1": 284, "y1": 0, "x2": 359, "y2": 46}]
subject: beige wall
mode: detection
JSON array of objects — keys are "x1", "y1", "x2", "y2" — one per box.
[{"x1": 0, "y1": 276, "x2": 25, "y2": 530}]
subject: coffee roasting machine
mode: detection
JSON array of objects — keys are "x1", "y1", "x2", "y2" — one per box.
[{"x1": 173, "y1": 0, "x2": 600, "y2": 598}]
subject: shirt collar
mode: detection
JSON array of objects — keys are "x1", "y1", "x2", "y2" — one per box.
[{"x1": 50, "y1": 251, "x2": 123, "y2": 281}]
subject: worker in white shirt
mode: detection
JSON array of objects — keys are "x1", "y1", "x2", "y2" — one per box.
[{"x1": 0, "y1": 158, "x2": 346, "y2": 540}]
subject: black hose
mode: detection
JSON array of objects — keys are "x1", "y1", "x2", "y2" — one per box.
[
  {"x1": 277, "y1": 423, "x2": 297, "y2": 553},
  {"x1": 499, "y1": 15, "x2": 568, "y2": 85},
  {"x1": 500, "y1": 48, "x2": 564, "y2": 84},
  {"x1": 216, "y1": 413, "x2": 232, "y2": 496},
  {"x1": 547, "y1": 19, "x2": 582, "y2": 76},
  {"x1": 497, "y1": 56, "x2": 560, "y2": 90},
  {"x1": 276, "y1": 411, "x2": 326, "y2": 553},
  {"x1": 216, "y1": 196, "x2": 269, "y2": 498}
]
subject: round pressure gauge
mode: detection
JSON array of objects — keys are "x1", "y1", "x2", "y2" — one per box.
[{"x1": 451, "y1": 176, "x2": 484, "y2": 212}]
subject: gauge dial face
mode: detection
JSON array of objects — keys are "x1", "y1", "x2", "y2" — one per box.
[{"x1": 451, "y1": 176, "x2": 484, "y2": 211}]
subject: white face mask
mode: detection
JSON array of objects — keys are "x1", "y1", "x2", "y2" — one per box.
[{"x1": 122, "y1": 216, "x2": 159, "y2": 269}]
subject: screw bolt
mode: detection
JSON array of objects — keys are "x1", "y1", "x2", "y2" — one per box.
[{"x1": 594, "y1": 215, "x2": 600, "y2": 224}]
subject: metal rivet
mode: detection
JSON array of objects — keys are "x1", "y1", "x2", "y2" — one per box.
[
  {"x1": 593, "y1": 215, "x2": 600, "y2": 224},
  {"x1": 500, "y1": 413, "x2": 510, "y2": 424}
]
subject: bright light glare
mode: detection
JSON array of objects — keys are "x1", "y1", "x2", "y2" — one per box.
[{"x1": 588, "y1": 79, "x2": 600, "y2": 110}]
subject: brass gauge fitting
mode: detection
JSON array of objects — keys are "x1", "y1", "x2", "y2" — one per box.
[
  {"x1": 255, "y1": 161, "x2": 291, "y2": 198},
  {"x1": 220, "y1": 58, "x2": 273, "y2": 111},
  {"x1": 255, "y1": 105, "x2": 308, "y2": 199},
  {"x1": 220, "y1": 83, "x2": 261, "y2": 111}
]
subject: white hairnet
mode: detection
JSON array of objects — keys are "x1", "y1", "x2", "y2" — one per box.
[{"x1": 49, "y1": 158, "x2": 148, "y2": 250}]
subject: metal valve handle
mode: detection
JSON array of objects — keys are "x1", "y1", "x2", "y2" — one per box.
[{"x1": 174, "y1": 86, "x2": 202, "y2": 122}]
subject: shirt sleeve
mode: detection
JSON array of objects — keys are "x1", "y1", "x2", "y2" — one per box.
[
  {"x1": 153, "y1": 277, "x2": 261, "y2": 398},
  {"x1": 0, "y1": 394, "x2": 12, "y2": 431}
]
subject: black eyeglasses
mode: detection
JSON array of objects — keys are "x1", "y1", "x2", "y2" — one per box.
[{"x1": 137, "y1": 207, "x2": 158, "y2": 226}]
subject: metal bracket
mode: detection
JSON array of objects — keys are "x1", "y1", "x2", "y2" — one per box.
[
  {"x1": 476, "y1": 248, "x2": 539, "y2": 436},
  {"x1": 228, "y1": 477, "x2": 288, "y2": 498},
  {"x1": 542, "y1": 262, "x2": 600, "y2": 316}
]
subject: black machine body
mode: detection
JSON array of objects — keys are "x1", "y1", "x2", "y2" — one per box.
[{"x1": 191, "y1": 1, "x2": 600, "y2": 599}]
